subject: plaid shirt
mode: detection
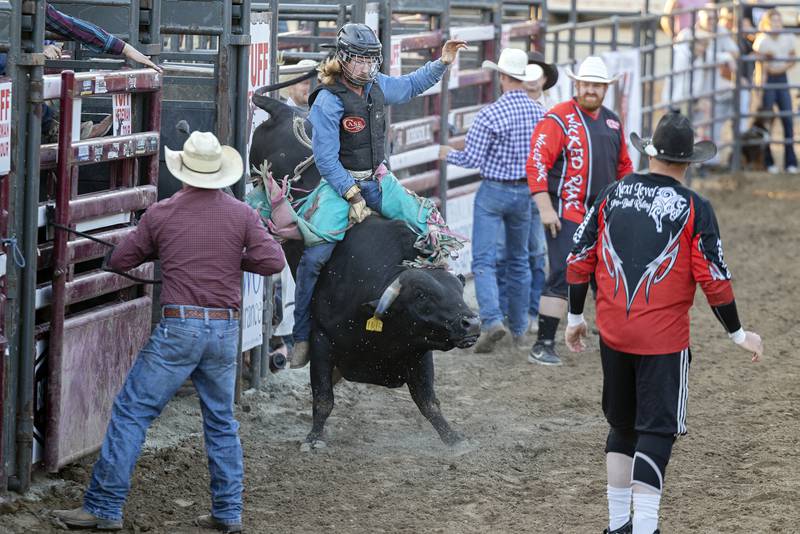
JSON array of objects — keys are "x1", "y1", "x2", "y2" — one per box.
[
  {"x1": 1, "y1": 6, "x2": 126, "y2": 76},
  {"x1": 45, "y1": 5, "x2": 126, "y2": 56},
  {"x1": 447, "y1": 90, "x2": 545, "y2": 181}
]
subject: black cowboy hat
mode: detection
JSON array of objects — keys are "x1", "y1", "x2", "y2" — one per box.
[
  {"x1": 527, "y1": 51, "x2": 558, "y2": 91},
  {"x1": 630, "y1": 110, "x2": 717, "y2": 163}
]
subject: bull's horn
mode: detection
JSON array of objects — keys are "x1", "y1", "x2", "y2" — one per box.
[{"x1": 374, "y1": 278, "x2": 402, "y2": 318}]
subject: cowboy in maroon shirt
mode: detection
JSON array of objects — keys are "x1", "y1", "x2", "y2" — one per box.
[{"x1": 55, "y1": 132, "x2": 285, "y2": 534}]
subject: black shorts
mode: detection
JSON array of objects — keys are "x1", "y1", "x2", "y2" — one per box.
[
  {"x1": 543, "y1": 218, "x2": 580, "y2": 299},
  {"x1": 600, "y1": 338, "x2": 691, "y2": 436}
]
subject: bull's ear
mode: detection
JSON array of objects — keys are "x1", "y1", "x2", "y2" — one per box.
[{"x1": 457, "y1": 274, "x2": 466, "y2": 287}]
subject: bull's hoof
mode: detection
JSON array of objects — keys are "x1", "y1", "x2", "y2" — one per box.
[
  {"x1": 442, "y1": 430, "x2": 465, "y2": 447},
  {"x1": 300, "y1": 439, "x2": 327, "y2": 452}
]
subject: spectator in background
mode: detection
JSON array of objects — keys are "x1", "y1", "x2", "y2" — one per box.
[
  {"x1": 719, "y1": 6, "x2": 754, "y2": 134},
  {"x1": 663, "y1": 27, "x2": 736, "y2": 154},
  {"x1": 743, "y1": 0, "x2": 777, "y2": 39},
  {"x1": 524, "y1": 51, "x2": 559, "y2": 110},
  {"x1": 661, "y1": 0, "x2": 709, "y2": 40},
  {"x1": 278, "y1": 59, "x2": 318, "y2": 111},
  {"x1": 753, "y1": 9, "x2": 798, "y2": 174}
]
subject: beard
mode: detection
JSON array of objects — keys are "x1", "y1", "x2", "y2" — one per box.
[{"x1": 577, "y1": 93, "x2": 603, "y2": 112}]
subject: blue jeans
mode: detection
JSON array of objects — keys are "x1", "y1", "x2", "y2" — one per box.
[
  {"x1": 498, "y1": 201, "x2": 547, "y2": 319},
  {"x1": 293, "y1": 242, "x2": 337, "y2": 342},
  {"x1": 84, "y1": 306, "x2": 242, "y2": 525},
  {"x1": 762, "y1": 74, "x2": 798, "y2": 169},
  {"x1": 471, "y1": 180, "x2": 532, "y2": 336}
]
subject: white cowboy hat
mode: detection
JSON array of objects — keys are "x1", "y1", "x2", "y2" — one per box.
[
  {"x1": 482, "y1": 48, "x2": 542, "y2": 82},
  {"x1": 524, "y1": 63, "x2": 544, "y2": 83},
  {"x1": 279, "y1": 58, "x2": 319, "y2": 75},
  {"x1": 566, "y1": 56, "x2": 619, "y2": 84},
  {"x1": 164, "y1": 131, "x2": 243, "y2": 189}
]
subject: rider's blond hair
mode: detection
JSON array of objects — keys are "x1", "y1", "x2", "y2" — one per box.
[{"x1": 318, "y1": 57, "x2": 342, "y2": 86}]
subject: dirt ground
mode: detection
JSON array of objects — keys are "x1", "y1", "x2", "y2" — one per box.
[{"x1": 1, "y1": 171, "x2": 798, "y2": 533}]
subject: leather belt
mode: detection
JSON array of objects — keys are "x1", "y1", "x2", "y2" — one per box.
[
  {"x1": 163, "y1": 308, "x2": 239, "y2": 320},
  {"x1": 347, "y1": 169, "x2": 375, "y2": 180},
  {"x1": 484, "y1": 177, "x2": 528, "y2": 185}
]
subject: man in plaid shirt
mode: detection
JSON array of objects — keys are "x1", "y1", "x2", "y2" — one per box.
[
  {"x1": 0, "y1": 5, "x2": 160, "y2": 140},
  {"x1": 440, "y1": 48, "x2": 545, "y2": 353}
]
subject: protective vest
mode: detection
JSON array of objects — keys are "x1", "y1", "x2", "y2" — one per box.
[{"x1": 309, "y1": 80, "x2": 386, "y2": 172}]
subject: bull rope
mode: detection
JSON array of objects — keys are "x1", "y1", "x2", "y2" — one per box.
[{"x1": 253, "y1": 67, "x2": 318, "y2": 96}]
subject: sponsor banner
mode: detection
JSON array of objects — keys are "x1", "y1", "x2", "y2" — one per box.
[
  {"x1": 241, "y1": 270, "x2": 265, "y2": 351},
  {"x1": 112, "y1": 93, "x2": 132, "y2": 136},
  {"x1": 390, "y1": 36, "x2": 402, "y2": 78},
  {"x1": 0, "y1": 81, "x2": 11, "y2": 174},
  {"x1": 247, "y1": 12, "x2": 272, "y2": 174}
]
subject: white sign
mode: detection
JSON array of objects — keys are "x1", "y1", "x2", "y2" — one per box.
[
  {"x1": 247, "y1": 13, "x2": 272, "y2": 172},
  {"x1": 112, "y1": 92, "x2": 132, "y2": 136},
  {"x1": 444, "y1": 192, "x2": 475, "y2": 276},
  {"x1": 241, "y1": 180, "x2": 265, "y2": 351},
  {"x1": 390, "y1": 36, "x2": 402, "y2": 78},
  {"x1": 365, "y1": 2, "x2": 380, "y2": 34},
  {"x1": 601, "y1": 49, "x2": 643, "y2": 170},
  {"x1": 241, "y1": 270, "x2": 265, "y2": 351},
  {"x1": 0, "y1": 81, "x2": 11, "y2": 174}
]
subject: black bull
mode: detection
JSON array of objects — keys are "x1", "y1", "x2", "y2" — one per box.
[{"x1": 250, "y1": 95, "x2": 481, "y2": 446}]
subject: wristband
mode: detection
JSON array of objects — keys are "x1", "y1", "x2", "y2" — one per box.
[
  {"x1": 567, "y1": 313, "x2": 585, "y2": 328},
  {"x1": 728, "y1": 328, "x2": 746, "y2": 345}
]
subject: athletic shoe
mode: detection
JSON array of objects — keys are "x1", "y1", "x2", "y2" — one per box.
[
  {"x1": 603, "y1": 519, "x2": 632, "y2": 534},
  {"x1": 528, "y1": 340, "x2": 562, "y2": 366}
]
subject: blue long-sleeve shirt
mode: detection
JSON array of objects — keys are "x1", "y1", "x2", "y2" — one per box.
[{"x1": 309, "y1": 59, "x2": 447, "y2": 197}]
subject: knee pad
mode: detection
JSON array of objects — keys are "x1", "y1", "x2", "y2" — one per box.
[
  {"x1": 632, "y1": 433, "x2": 675, "y2": 494},
  {"x1": 606, "y1": 427, "x2": 637, "y2": 457}
]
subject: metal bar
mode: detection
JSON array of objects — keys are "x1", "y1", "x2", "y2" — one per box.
[
  {"x1": 2, "y1": 0, "x2": 23, "y2": 492},
  {"x1": 251, "y1": 3, "x2": 345, "y2": 15},
  {"x1": 731, "y1": 1, "x2": 743, "y2": 172},
  {"x1": 68, "y1": 186, "x2": 157, "y2": 223},
  {"x1": 249, "y1": 346, "x2": 262, "y2": 389},
  {"x1": 44, "y1": 69, "x2": 75, "y2": 474},
  {"x1": 8, "y1": 0, "x2": 45, "y2": 494},
  {"x1": 438, "y1": 0, "x2": 451, "y2": 219},
  {"x1": 233, "y1": 0, "x2": 251, "y2": 200},
  {"x1": 269, "y1": 0, "x2": 279, "y2": 99}
]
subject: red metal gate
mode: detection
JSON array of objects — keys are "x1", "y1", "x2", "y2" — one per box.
[{"x1": 39, "y1": 68, "x2": 161, "y2": 471}]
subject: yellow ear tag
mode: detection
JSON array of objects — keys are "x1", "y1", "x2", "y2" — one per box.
[{"x1": 366, "y1": 316, "x2": 383, "y2": 332}]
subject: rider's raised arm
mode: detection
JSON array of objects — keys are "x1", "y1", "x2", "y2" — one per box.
[
  {"x1": 376, "y1": 59, "x2": 447, "y2": 106},
  {"x1": 308, "y1": 90, "x2": 357, "y2": 197}
]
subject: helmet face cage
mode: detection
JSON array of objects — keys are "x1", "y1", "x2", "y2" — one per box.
[{"x1": 337, "y1": 48, "x2": 382, "y2": 86}]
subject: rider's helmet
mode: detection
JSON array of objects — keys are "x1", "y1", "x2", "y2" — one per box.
[{"x1": 335, "y1": 23, "x2": 382, "y2": 86}]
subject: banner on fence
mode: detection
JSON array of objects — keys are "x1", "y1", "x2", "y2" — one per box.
[
  {"x1": 242, "y1": 268, "x2": 264, "y2": 352},
  {"x1": 602, "y1": 48, "x2": 642, "y2": 169},
  {"x1": 112, "y1": 93, "x2": 132, "y2": 137},
  {"x1": 247, "y1": 12, "x2": 272, "y2": 173},
  {"x1": 0, "y1": 81, "x2": 11, "y2": 174}
]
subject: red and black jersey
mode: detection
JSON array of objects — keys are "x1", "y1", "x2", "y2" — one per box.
[
  {"x1": 566, "y1": 172, "x2": 734, "y2": 354},
  {"x1": 527, "y1": 99, "x2": 633, "y2": 225}
]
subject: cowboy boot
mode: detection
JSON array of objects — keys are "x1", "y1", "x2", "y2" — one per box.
[{"x1": 52, "y1": 507, "x2": 123, "y2": 530}]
